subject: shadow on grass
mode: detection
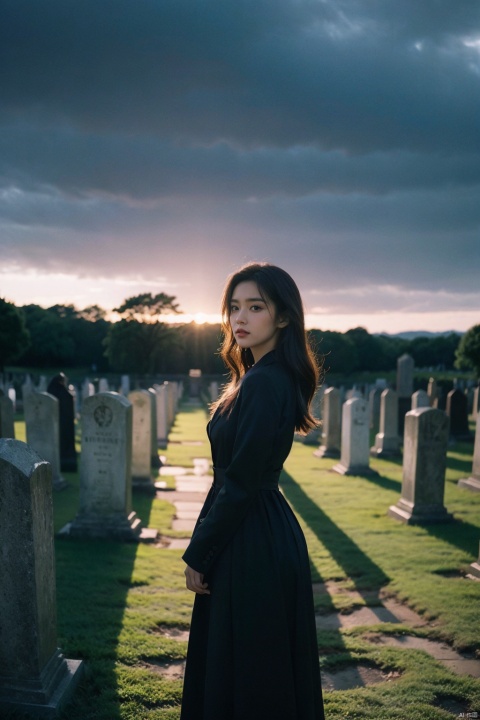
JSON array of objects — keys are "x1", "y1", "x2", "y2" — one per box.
[
  {"x1": 360, "y1": 470, "x2": 401, "y2": 494},
  {"x1": 54, "y1": 487, "x2": 156, "y2": 719},
  {"x1": 420, "y1": 517, "x2": 480, "y2": 557},
  {"x1": 281, "y1": 470, "x2": 390, "y2": 592}
]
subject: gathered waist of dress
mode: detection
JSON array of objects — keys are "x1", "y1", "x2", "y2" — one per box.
[{"x1": 212, "y1": 467, "x2": 280, "y2": 490}]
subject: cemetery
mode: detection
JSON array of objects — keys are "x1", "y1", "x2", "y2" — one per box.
[{"x1": 0, "y1": 356, "x2": 479, "y2": 719}]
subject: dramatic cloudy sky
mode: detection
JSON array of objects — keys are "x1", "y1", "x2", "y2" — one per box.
[{"x1": 1, "y1": 0, "x2": 479, "y2": 332}]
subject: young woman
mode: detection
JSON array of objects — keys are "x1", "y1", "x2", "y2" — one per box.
[{"x1": 181, "y1": 262, "x2": 325, "y2": 720}]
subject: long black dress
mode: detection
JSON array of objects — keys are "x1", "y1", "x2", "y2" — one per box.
[{"x1": 181, "y1": 350, "x2": 325, "y2": 720}]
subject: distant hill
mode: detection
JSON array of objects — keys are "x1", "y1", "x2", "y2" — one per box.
[{"x1": 377, "y1": 330, "x2": 463, "y2": 340}]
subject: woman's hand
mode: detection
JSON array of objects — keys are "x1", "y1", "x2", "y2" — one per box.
[{"x1": 184, "y1": 565, "x2": 211, "y2": 595}]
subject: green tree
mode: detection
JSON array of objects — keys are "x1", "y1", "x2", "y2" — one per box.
[
  {"x1": 104, "y1": 293, "x2": 182, "y2": 373},
  {"x1": 308, "y1": 329, "x2": 358, "y2": 376},
  {"x1": 0, "y1": 298, "x2": 30, "y2": 372},
  {"x1": 18, "y1": 305, "x2": 75, "y2": 367},
  {"x1": 455, "y1": 325, "x2": 480, "y2": 378}
]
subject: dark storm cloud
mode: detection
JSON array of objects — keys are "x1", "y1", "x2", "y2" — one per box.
[{"x1": 0, "y1": 0, "x2": 479, "y2": 320}]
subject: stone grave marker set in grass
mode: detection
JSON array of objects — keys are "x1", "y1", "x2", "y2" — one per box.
[
  {"x1": 313, "y1": 387, "x2": 341, "y2": 459},
  {"x1": 458, "y1": 412, "x2": 480, "y2": 493},
  {"x1": 333, "y1": 397, "x2": 377, "y2": 476},
  {"x1": 0, "y1": 439, "x2": 83, "y2": 717},
  {"x1": 389, "y1": 407, "x2": 452, "y2": 525},
  {"x1": 24, "y1": 392, "x2": 67, "y2": 491},
  {"x1": 370, "y1": 389, "x2": 400, "y2": 458}
]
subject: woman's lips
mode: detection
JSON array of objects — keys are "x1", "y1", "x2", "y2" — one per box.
[{"x1": 235, "y1": 330, "x2": 250, "y2": 337}]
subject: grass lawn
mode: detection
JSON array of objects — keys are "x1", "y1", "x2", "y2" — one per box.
[{"x1": 6, "y1": 405, "x2": 480, "y2": 719}]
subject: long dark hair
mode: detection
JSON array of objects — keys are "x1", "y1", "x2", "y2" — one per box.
[{"x1": 213, "y1": 262, "x2": 321, "y2": 433}]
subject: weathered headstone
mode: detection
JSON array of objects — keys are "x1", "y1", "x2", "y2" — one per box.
[
  {"x1": 0, "y1": 439, "x2": 83, "y2": 716},
  {"x1": 66, "y1": 392, "x2": 141, "y2": 540},
  {"x1": 446, "y1": 389, "x2": 472, "y2": 441},
  {"x1": 47, "y1": 373, "x2": 78, "y2": 472},
  {"x1": 148, "y1": 388, "x2": 161, "y2": 468},
  {"x1": 411, "y1": 390, "x2": 430, "y2": 410},
  {"x1": 120, "y1": 375, "x2": 130, "y2": 396},
  {"x1": 98, "y1": 378, "x2": 109, "y2": 393},
  {"x1": 370, "y1": 389, "x2": 400, "y2": 457},
  {"x1": 369, "y1": 387, "x2": 382, "y2": 434},
  {"x1": 472, "y1": 387, "x2": 480, "y2": 420},
  {"x1": 154, "y1": 383, "x2": 169, "y2": 447},
  {"x1": 82, "y1": 378, "x2": 95, "y2": 401},
  {"x1": 313, "y1": 387, "x2": 341, "y2": 459},
  {"x1": 209, "y1": 381, "x2": 219, "y2": 404},
  {"x1": 21, "y1": 375, "x2": 34, "y2": 405},
  {"x1": 128, "y1": 390, "x2": 154, "y2": 491},
  {"x1": 389, "y1": 407, "x2": 452, "y2": 524},
  {"x1": 25, "y1": 392, "x2": 67, "y2": 490},
  {"x1": 0, "y1": 395, "x2": 15, "y2": 438},
  {"x1": 302, "y1": 386, "x2": 325, "y2": 446},
  {"x1": 396, "y1": 353, "x2": 414, "y2": 433},
  {"x1": 333, "y1": 397, "x2": 375, "y2": 476},
  {"x1": 189, "y1": 369, "x2": 202, "y2": 398},
  {"x1": 38, "y1": 376, "x2": 48, "y2": 392},
  {"x1": 427, "y1": 377, "x2": 438, "y2": 407},
  {"x1": 469, "y1": 542, "x2": 480, "y2": 579},
  {"x1": 458, "y1": 412, "x2": 480, "y2": 492}
]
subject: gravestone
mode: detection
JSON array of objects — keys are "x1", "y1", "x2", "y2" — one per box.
[
  {"x1": 209, "y1": 381, "x2": 219, "y2": 404},
  {"x1": 0, "y1": 439, "x2": 83, "y2": 716},
  {"x1": 333, "y1": 397, "x2": 375, "y2": 476},
  {"x1": 128, "y1": 390, "x2": 154, "y2": 491},
  {"x1": 389, "y1": 407, "x2": 452, "y2": 524},
  {"x1": 120, "y1": 375, "x2": 130, "y2": 396},
  {"x1": 469, "y1": 542, "x2": 480, "y2": 579},
  {"x1": 411, "y1": 390, "x2": 430, "y2": 410},
  {"x1": 313, "y1": 387, "x2": 341, "y2": 459},
  {"x1": 154, "y1": 384, "x2": 168, "y2": 446},
  {"x1": 472, "y1": 387, "x2": 480, "y2": 420},
  {"x1": 25, "y1": 392, "x2": 67, "y2": 490},
  {"x1": 446, "y1": 389, "x2": 472, "y2": 441},
  {"x1": 21, "y1": 375, "x2": 34, "y2": 405},
  {"x1": 370, "y1": 389, "x2": 400, "y2": 457},
  {"x1": 458, "y1": 412, "x2": 480, "y2": 492},
  {"x1": 0, "y1": 395, "x2": 15, "y2": 438},
  {"x1": 7, "y1": 386, "x2": 16, "y2": 411},
  {"x1": 189, "y1": 369, "x2": 202, "y2": 398},
  {"x1": 98, "y1": 378, "x2": 109, "y2": 393},
  {"x1": 66, "y1": 392, "x2": 141, "y2": 540},
  {"x1": 38, "y1": 376, "x2": 47, "y2": 392},
  {"x1": 427, "y1": 377, "x2": 438, "y2": 407},
  {"x1": 302, "y1": 386, "x2": 325, "y2": 446},
  {"x1": 148, "y1": 388, "x2": 161, "y2": 468},
  {"x1": 396, "y1": 353, "x2": 414, "y2": 433},
  {"x1": 82, "y1": 378, "x2": 95, "y2": 401},
  {"x1": 369, "y1": 387, "x2": 382, "y2": 434},
  {"x1": 47, "y1": 373, "x2": 78, "y2": 472}
]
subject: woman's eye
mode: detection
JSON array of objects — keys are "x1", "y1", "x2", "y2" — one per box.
[
  {"x1": 251, "y1": 305, "x2": 262, "y2": 311},
  {"x1": 230, "y1": 305, "x2": 239, "y2": 313}
]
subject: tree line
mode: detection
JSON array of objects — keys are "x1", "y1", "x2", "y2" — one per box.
[{"x1": 1, "y1": 295, "x2": 478, "y2": 378}]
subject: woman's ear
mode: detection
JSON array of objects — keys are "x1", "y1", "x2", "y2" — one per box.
[{"x1": 277, "y1": 316, "x2": 289, "y2": 329}]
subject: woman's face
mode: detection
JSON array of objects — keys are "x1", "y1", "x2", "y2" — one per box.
[{"x1": 229, "y1": 280, "x2": 286, "y2": 362}]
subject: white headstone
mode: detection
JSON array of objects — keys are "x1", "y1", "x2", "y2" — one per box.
[
  {"x1": 148, "y1": 388, "x2": 161, "y2": 468},
  {"x1": 458, "y1": 412, "x2": 480, "y2": 492},
  {"x1": 128, "y1": 390, "x2": 154, "y2": 490},
  {"x1": 369, "y1": 387, "x2": 382, "y2": 433},
  {"x1": 314, "y1": 387, "x2": 341, "y2": 458},
  {"x1": 389, "y1": 407, "x2": 452, "y2": 524},
  {"x1": 302, "y1": 386, "x2": 325, "y2": 446},
  {"x1": 98, "y1": 378, "x2": 109, "y2": 393},
  {"x1": 67, "y1": 392, "x2": 141, "y2": 540},
  {"x1": 154, "y1": 384, "x2": 168, "y2": 446},
  {"x1": 24, "y1": 391, "x2": 66, "y2": 490},
  {"x1": 411, "y1": 390, "x2": 430, "y2": 410},
  {"x1": 371, "y1": 389, "x2": 400, "y2": 457},
  {"x1": 333, "y1": 397, "x2": 375, "y2": 475},
  {"x1": 427, "y1": 377, "x2": 438, "y2": 407},
  {"x1": 82, "y1": 378, "x2": 95, "y2": 400},
  {"x1": 0, "y1": 440, "x2": 84, "y2": 715},
  {"x1": 120, "y1": 375, "x2": 130, "y2": 396}
]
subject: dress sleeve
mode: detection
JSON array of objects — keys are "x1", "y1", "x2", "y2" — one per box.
[{"x1": 182, "y1": 370, "x2": 282, "y2": 573}]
